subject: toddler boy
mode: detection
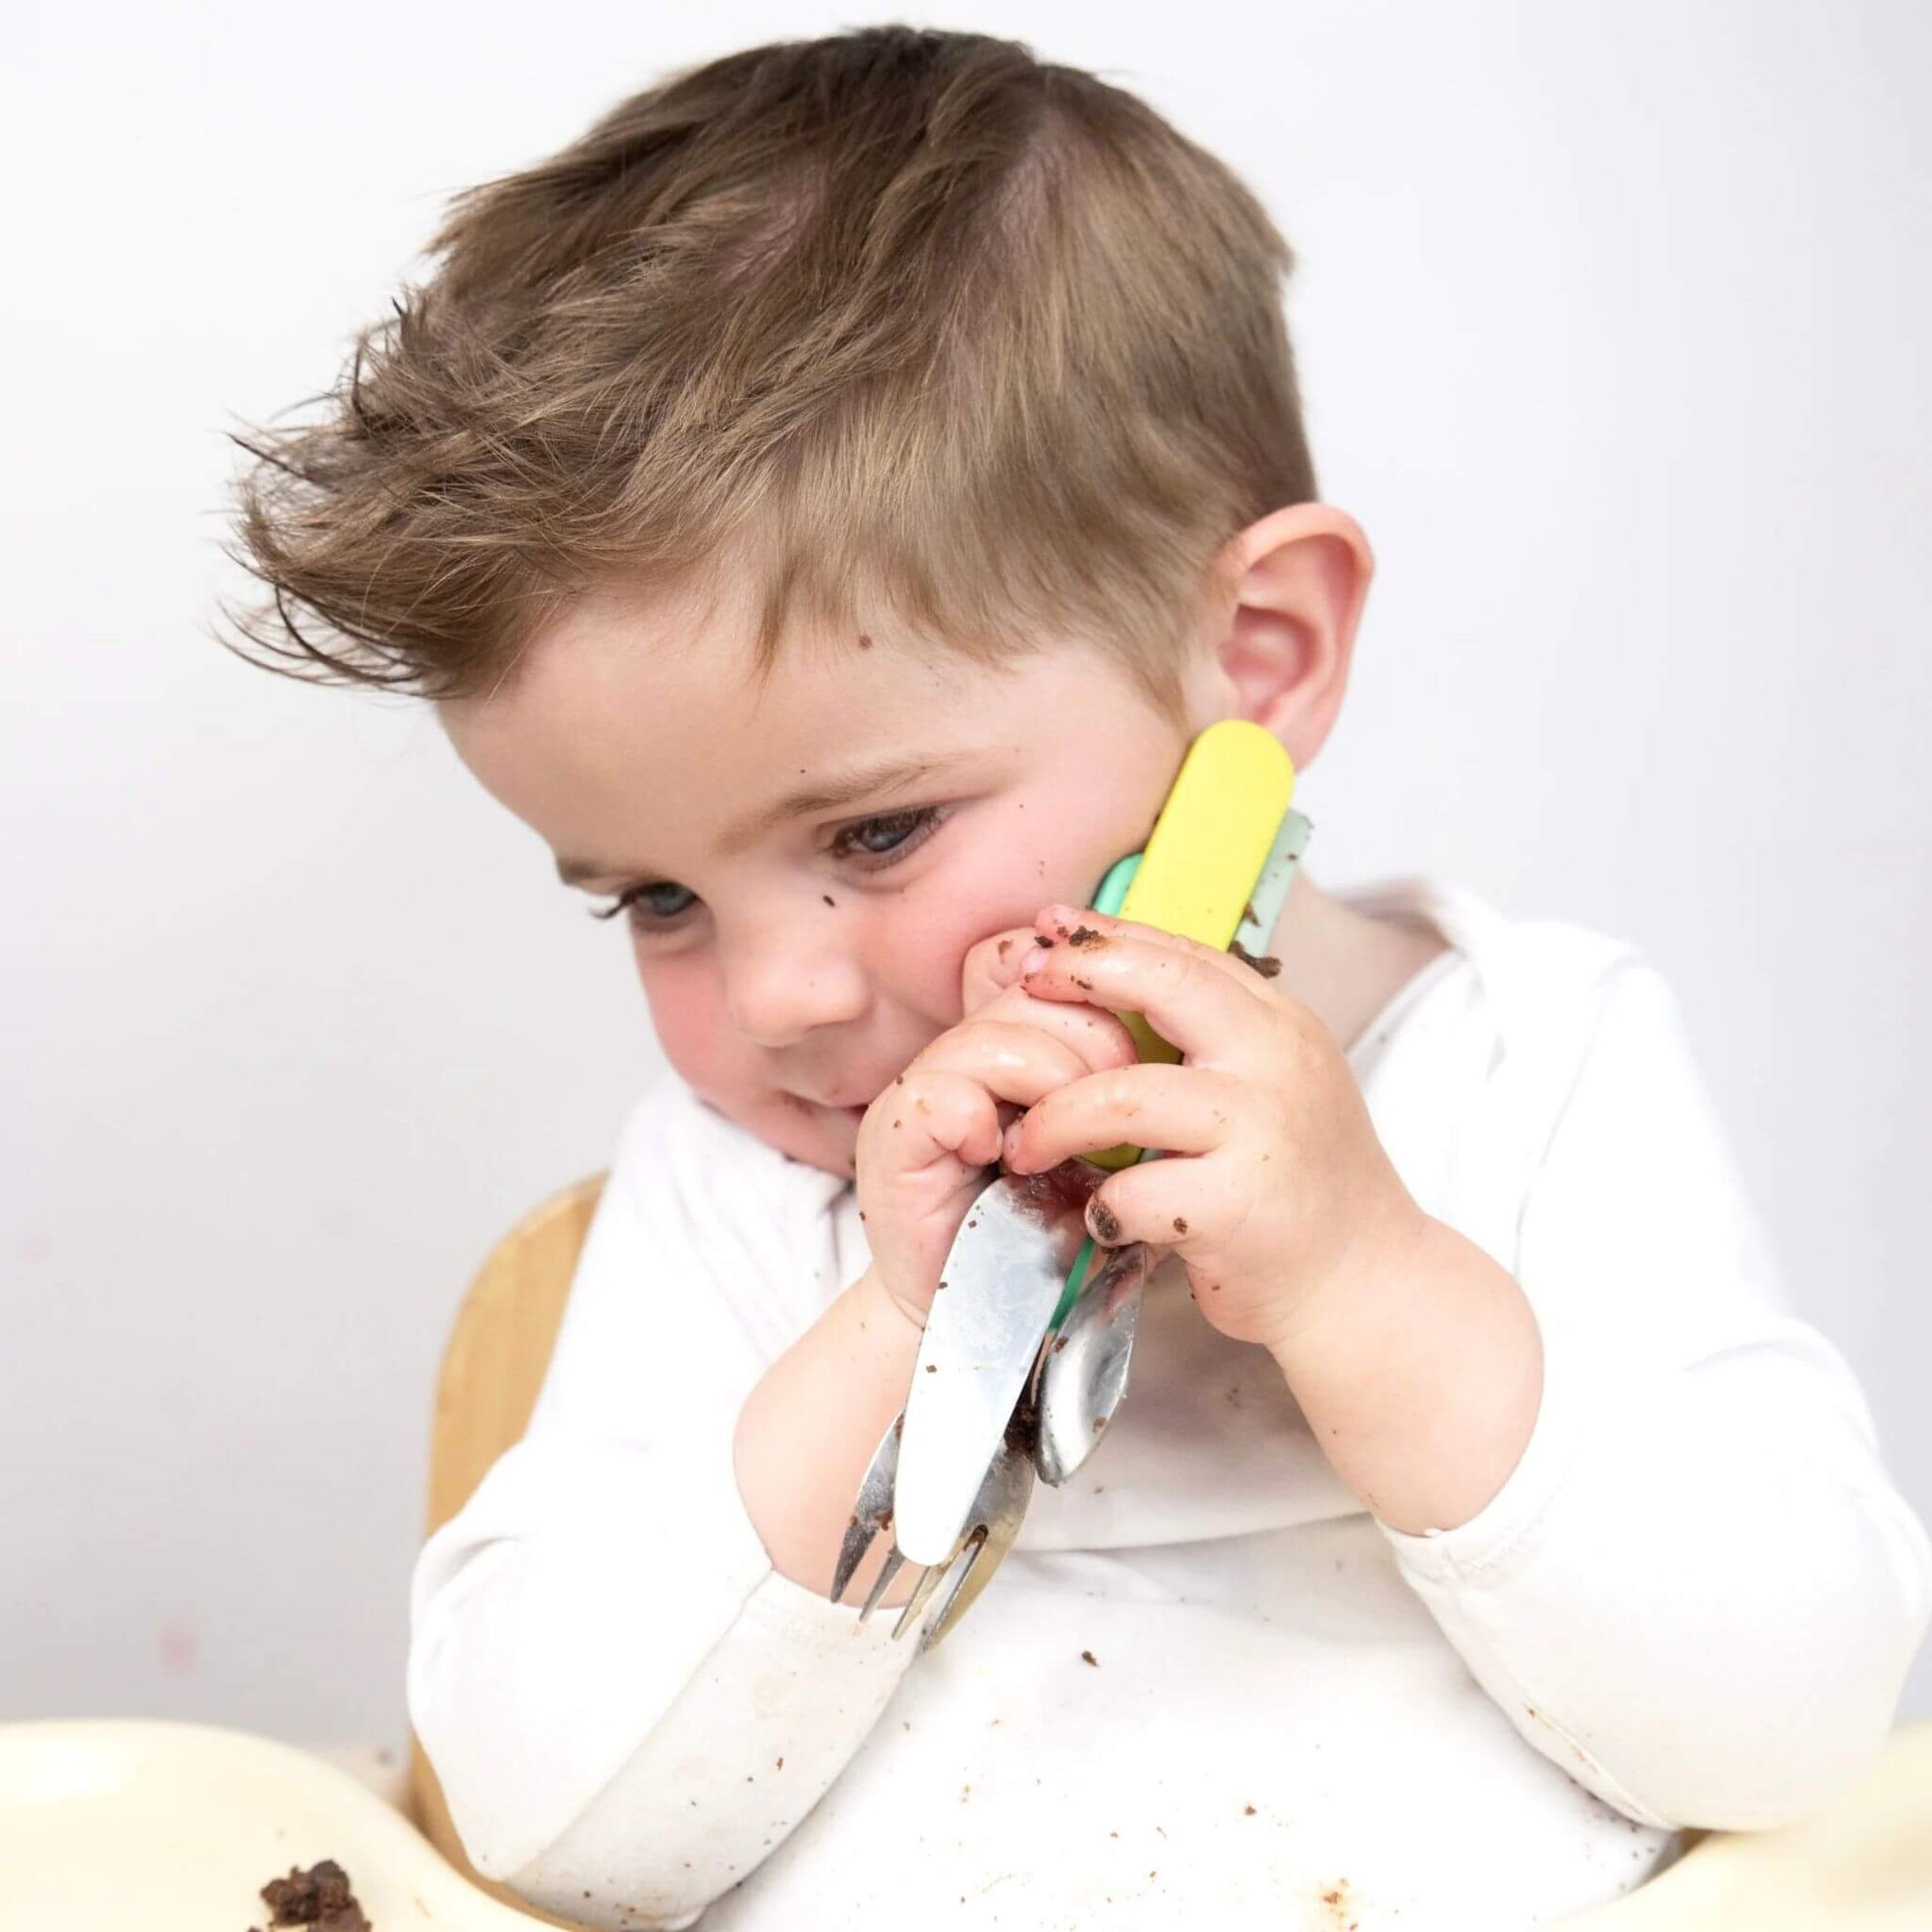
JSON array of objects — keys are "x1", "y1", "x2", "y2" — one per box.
[{"x1": 224, "y1": 28, "x2": 1930, "y2": 1930}]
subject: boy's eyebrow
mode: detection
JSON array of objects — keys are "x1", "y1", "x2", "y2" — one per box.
[
  {"x1": 554, "y1": 751, "x2": 972, "y2": 886},
  {"x1": 715, "y1": 751, "x2": 974, "y2": 853}
]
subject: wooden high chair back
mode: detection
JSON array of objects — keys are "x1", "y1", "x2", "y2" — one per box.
[{"x1": 410, "y1": 1173, "x2": 607, "y2": 1928}]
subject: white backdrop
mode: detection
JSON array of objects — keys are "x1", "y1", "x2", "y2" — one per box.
[{"x1": 5, "y1": 0, "x2": 1928, "y2": 1749}]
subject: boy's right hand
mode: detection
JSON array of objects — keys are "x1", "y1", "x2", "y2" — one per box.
[{"x1": 857, "y1": 924, "x2": 1142, "y2": 1329}]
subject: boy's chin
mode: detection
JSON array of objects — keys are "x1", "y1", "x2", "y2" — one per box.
[{"x1": 698, "y1": 1086, "x2": 863, "y2": 1178}]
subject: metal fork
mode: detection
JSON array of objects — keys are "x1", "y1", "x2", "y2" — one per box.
[{"x1": 831, "y1": 1397, "x2": 1038, "y2": 1653}]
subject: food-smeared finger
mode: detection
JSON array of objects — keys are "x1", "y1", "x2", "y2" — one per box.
[{"x1": 1018, "y1": 922, "x2": 1275, "y2": 1062}]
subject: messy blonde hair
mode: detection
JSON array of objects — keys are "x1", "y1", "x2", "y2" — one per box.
[{"x1": 220, "y1": 27, "x2": 1316, "y2": 715}]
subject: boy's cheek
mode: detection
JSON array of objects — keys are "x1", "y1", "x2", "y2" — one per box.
[
  {"x1": 916, "y1": 837, "x2": 1120, "y2": 1017},
  {"x1": 633, "y1": 956, "x2": 736, "y2": 1088}
]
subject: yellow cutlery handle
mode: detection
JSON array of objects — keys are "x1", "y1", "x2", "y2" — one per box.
[{"x1": 1086, "y1": 719, "x2": 1296, "y2": 1170}]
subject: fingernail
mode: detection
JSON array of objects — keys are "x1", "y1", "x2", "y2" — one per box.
[
  {"x1": 1087, "y1": 1195, "x2": 1124, "y2": 1244},
  {"x1": 1019, "y1": 946, "x2": 1049, "y2": 977}
]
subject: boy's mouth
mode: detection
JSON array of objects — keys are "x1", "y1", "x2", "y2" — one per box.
[{"x1": 781, "y1": 1089, "x2": 872, "y2": 1123}]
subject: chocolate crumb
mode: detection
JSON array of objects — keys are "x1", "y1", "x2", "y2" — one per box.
[
  {"x1": 1088, "y1": 1199, "x2": 1123, "y2": 1243},
  {"x1": 1244, "y1": 1804, "x2": 1257, "y2": 1816},
  {"x1": 1244, "y1": 900, "x2": 1259, "y2": 924},
  {"x1": 1035, "y1": 933, "x2": 1055, "y2": 947},
  {"x1": 1080, "y1": 1649, "x2": 1099, "y2": 1666},
  {"x1": 822, "y1": 895, "x2": 836, "y2": 907},
  {"x1": 1066, "y1": 925, "x2": 1104, "y2": 946},
  {"x1": 1172, "y1": 1216, "x2": 1188, "y2": 1234},
  {"x1": 1072, "y1": 976, "x2": 1094, "y2": 991},
  {"x1": 998, "y1": 937, "x2": 1013, "y2": 957},
  {"x1": 925, "y1": 1363, "x2": 937, "y2": 1372},
  {"x1": 257, "y1": 1861, "x2": 370, "y2": 1932},
  {"x1": 1227, "y1": 938, "x2": 1282, "y2": 978},
  {"x1": 1051, "y1": 1333, "x2": 1068, "y2": 1352}
]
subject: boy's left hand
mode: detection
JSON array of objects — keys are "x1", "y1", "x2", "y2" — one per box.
[{"x1": 985, "y1": 903, "x2": 1430, "y2": 1354}]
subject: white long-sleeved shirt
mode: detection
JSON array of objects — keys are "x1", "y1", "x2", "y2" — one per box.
[{"x1": 408, "y1": 881, "x2": 1931, "y2": 1931}]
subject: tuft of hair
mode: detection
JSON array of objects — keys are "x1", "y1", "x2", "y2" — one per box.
[{"x1": 218, "y1": 27, "x2": 1316, "y2": 712}]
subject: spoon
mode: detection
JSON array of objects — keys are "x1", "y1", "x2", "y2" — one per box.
[{"x1": 1033, "y1": 1238, "x2": 1153, "y2": 1484}]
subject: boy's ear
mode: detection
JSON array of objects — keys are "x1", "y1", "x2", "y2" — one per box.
[{"x1": 1205, "y1": 504, "x2": 1374, "y2": 770}]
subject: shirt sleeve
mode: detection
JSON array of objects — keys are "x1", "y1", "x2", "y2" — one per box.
[
  {"x1": 406, "y1": 1081, "x2": 919, "y2": 1927},
  {"x1": 1378, "y1": 950, "x2": 1932, "y2": 1832}
]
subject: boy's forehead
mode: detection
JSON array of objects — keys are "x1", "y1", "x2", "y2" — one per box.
[
  {"x1": 442, "y1": 575, "x2": 1078, "y2": 862},
  {"x1": 504, "y1": 577, "x2": 1002, "y2": 761}
]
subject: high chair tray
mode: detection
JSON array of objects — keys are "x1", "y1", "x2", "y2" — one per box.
[{"x1": 0, "y1": 1720, "x2": 538, "y2": 1930}]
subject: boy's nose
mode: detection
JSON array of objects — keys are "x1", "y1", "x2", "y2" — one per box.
[{"x1": 720, "y1": 921, "x2": 870, "y2": 1048}]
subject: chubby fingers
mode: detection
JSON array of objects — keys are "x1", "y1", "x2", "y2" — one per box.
[
  {"x1": 1055, "y1": 1151, "x2": 1212, "y2": 1254},
  {"x1": 1002, "y1": 1060, "x2": 1247, "y2": 1174},
  {"x1": 861, "y1": 1027, "x2": 1092, "y2": 1174},
  {"x1": 1016, "y1": 905, "x2": 1281, "y2": 1060},
  {"x1": 966, "y1": 979, "x2": 1142, "y2": 1074},
  {"x1": 859, "y1": 1068, "x2": 1009, "y2": 1169},
  {"x1": 1058, "y1": 1144, "x2": 1267, "y2": 1267},
  {"x1": 960, "y1": 924, "x2": 1047, "y2": 1013},
  {"x1": 905, "y1": 1020, "x2": 1107, "y2": 1113}
]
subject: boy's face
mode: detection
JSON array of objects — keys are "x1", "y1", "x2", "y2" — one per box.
[{"x1": 442, "y1": 575, "x2": 1224, "y2": 1179}]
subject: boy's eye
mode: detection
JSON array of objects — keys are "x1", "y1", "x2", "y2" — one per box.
[
  {"x1": 589, "y1": 881, "x2": 697, "y2": 925},
  {"x1": 830, "y1": 804, "x2": 946, "y2": 866}
]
